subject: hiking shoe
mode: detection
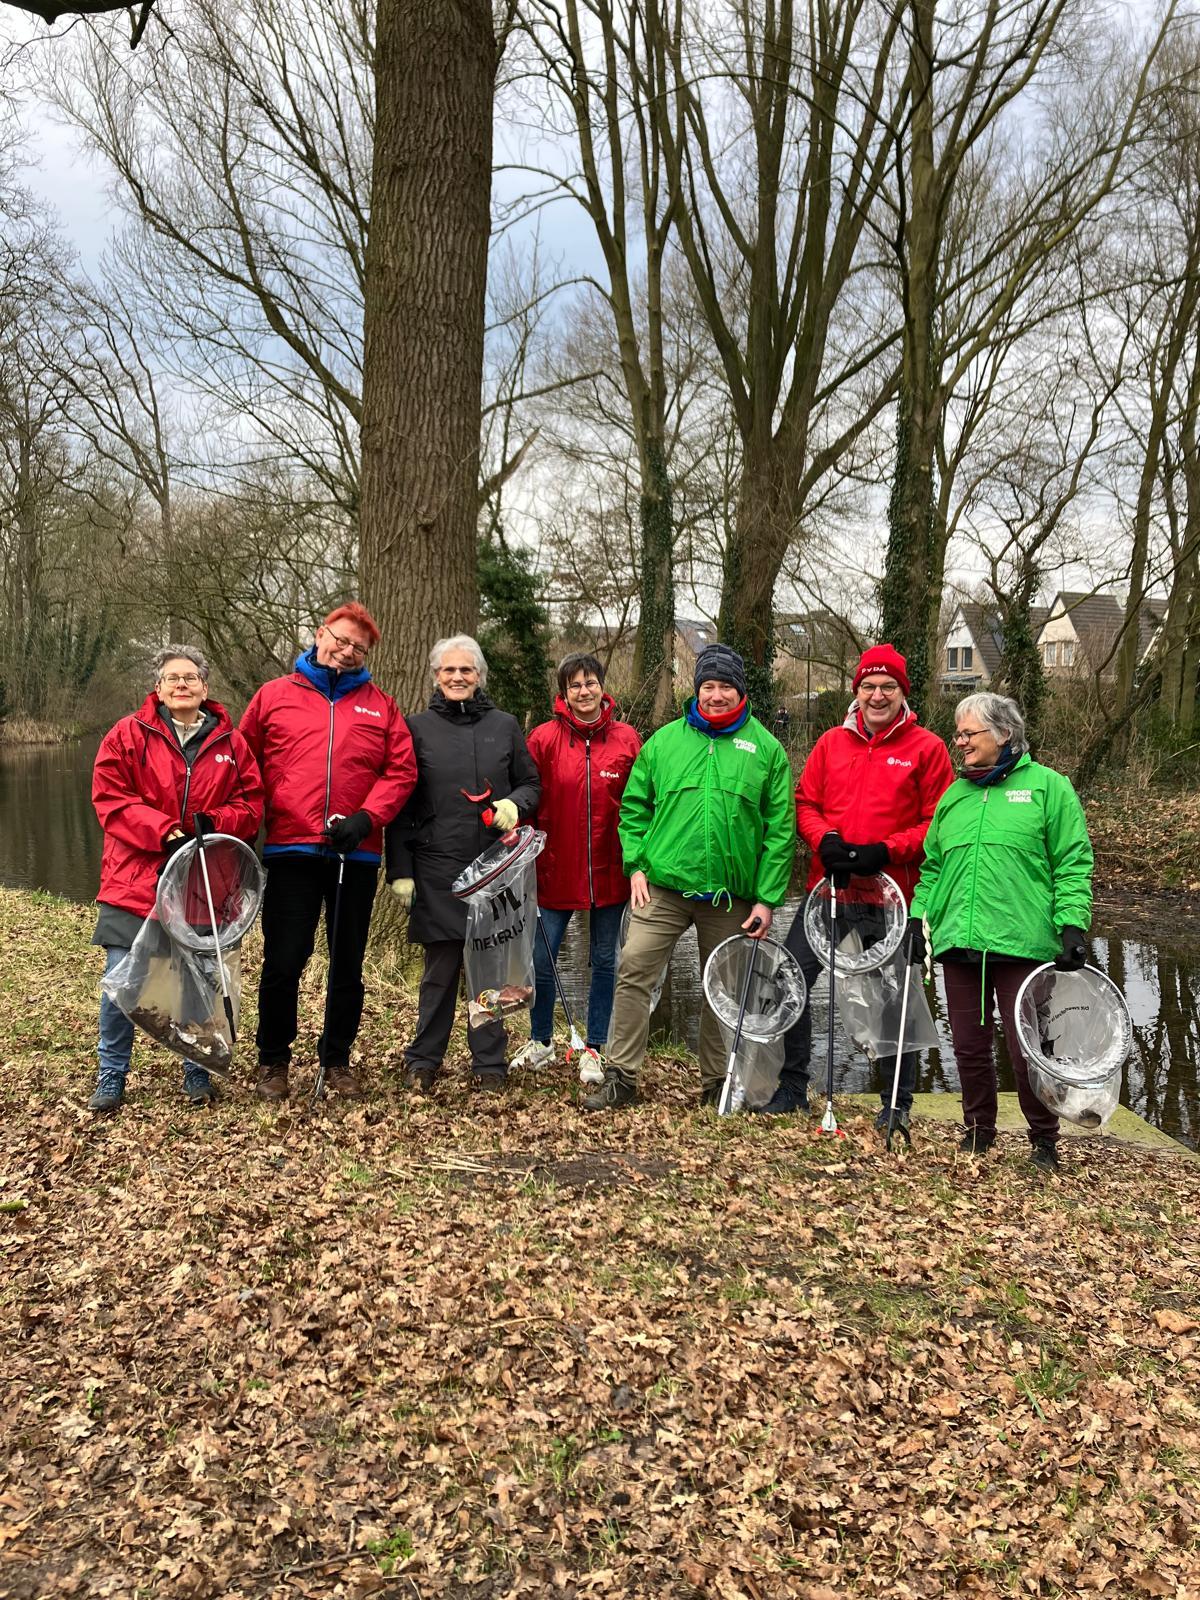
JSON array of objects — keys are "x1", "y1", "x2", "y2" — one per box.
[
  {"x1": 700, "y1": 1081, "x2": 723, "y2": 1108},
  {"x1": 511, "y1": 1039, "x2": 555, "y2": 1071},
  {"x1": 325, "y1": 1065, "x2": 363, "y2": 1099},
  {"x1": 577, "y1": 1046, "x2": 605, "y2": 1086},
  {"x1": 471, "y1": 1069, "x2": 507, "y2": 1093},
  {"x1": 1031, "y1": 1138, "x2": 1060, "y2": 1173},
  {"x1": 255, "y1": 1063, "x2": 289, "y2": 1103},
  {"x1": 756, "y1": 1078, "x2": 810, "y2": 1115},
  {"x1": 183, "y1": 1066, "x2": 218, "y2": 1105},
  {"x1": 405, "y1": 1064, "x2": 437, "y2": 1095},
  {"x1": 958, "y1": 1126, "x2": 996, "y2": 1155},
  {"x1": 87, "y1": 1072, "x2": 126, "y2": 1113},
  {"x1": 580, "y1": 1068, "x2": 638, "y2": 1112},
  {"x1": 875, "y1": 1105, "x2": 911, "y2": 1132}
]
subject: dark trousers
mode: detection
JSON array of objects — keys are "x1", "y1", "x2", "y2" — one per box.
[
  {"x1": 406, "y1": 940, "x2": 507, "y2": 1076},
  {"x1": 256, "y1": 855, "x2": 378, "y2": 1069},
  {"x1": 781, "y1": 902, "x2": 917, "y2": 1109},
  {"x1": 942, "y1": 957, "x2": 1059, "y2": 1143}
]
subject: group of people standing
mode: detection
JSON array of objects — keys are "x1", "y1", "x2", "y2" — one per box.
[{"x1": 87, "y1": 610, "x2": 1095, "y2": 1171}]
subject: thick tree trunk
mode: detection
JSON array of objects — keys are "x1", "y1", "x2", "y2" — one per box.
[
  {"x1": 629, "y1": 440, "x2": 676, "y2": 731},
  {"x1": 880, "y1": 0, "x2": 939, "y2": 713},
  {"x1": 718, "y1": 442, "x2": 793, "y2": 711},
  {"x1": 359, "y1": 0, "x2": 495, "y2": 710}
]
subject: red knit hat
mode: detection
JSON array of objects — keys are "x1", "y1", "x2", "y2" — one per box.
[{"x1": 852, "y1": 643, "x2": 910, "y2": 695}]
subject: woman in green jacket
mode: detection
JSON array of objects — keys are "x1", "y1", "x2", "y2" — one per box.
[{"x1": 909, "y1": 693, "x2": 1093, "y2": 1172}]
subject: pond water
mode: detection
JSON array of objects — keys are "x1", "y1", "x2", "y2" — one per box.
[{"x1": 2, "y1": 737, "x2": 1197, "y2": 1150}]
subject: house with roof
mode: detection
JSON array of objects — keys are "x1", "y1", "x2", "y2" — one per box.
[
  {"x1": 939, "y1": 601, "x2": 1049, "y2": 691},
  {"x1": 1036, "y1": 592, "x2": 1166, "y2": 679}
]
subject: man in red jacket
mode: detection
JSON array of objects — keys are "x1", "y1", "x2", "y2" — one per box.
[
  {"x1": 763, "y1": 644, "x2": 954, "y2": 1124},
  {"x1": 516, "y1": 653, "x2": 641, "y2": 1080},
  {"x1": 240, "y1": 602, "x2": 417, "y2": 1102}
]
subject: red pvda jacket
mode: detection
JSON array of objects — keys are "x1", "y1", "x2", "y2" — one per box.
[
  {"x1": 796, "y1": 705, "x2": 955, "y2": 902},
  {"x1": 526, "y1": 695, "x2": 642, "y2": 910},
  {"x1": 92, "y1": 694, "x2": 264, "y2": 916},
  {"x1": 239, "y1": 662, "x2": 417, "y2": 855}
]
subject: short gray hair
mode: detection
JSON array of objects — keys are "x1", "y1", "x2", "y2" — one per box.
[
  {"x1": 429, "y1": 633, "x2": 488, "y2": 687},
  {"x1": 153, "y1": 644, "x2": 210, "y2": 684},
  {"x1": 955, "y1": 691, "x2": 1028, "y2": 755}
]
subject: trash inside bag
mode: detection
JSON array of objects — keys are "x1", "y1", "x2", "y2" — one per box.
[
  {"x1": 714, "y1": 1022, "x2": 784, "y2": 1111},
  {"x1": 839, "y1": 939, "x2": 940, "y2": 1061},
  {"x1": 1015, "y1": 963, "x2": 1131, "y2": 1128},
  {"x1": 156, "y1": 834, "x2": 265, "y2": 951},
  {"x1": 803, "y1": 873, "x2": 906, "y2": 975},
  {"x1": 102, "y1": 917, "x2": 242, "y2": 1075},
  {"x1": 702, "y1": 934, "x2": 807, "y2": 1040},
  {"x1": 452, "y1": 827, "x2": 546, "y2": 1029}
]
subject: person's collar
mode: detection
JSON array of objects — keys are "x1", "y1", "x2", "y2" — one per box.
[
  {"x1": 964, "y1": 743, "x2": 1026, "y2": 787},
  {"x1": 555, "y1": 692, "x2": 614, "y2": 736},
  {"x1": 686, "y1": 695, "x2": 750, "y2": 736}
]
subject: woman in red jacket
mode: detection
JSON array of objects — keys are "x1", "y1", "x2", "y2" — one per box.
[
  {"x1": 88, "y1": 646, "x2": 264, "y2": 1113},
  {"x1": 514, "y1": 654, "x2": 641, "y2": 1079}
]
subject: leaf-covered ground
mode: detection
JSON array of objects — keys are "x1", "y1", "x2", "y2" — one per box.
[{"x1": 2, "y1": 888, "x2": 1199, "y2": 1599}]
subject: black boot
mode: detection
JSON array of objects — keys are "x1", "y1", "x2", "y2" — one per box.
[{"x1": 756, "y1": 1071, "x2": 810, "y2": 1116}]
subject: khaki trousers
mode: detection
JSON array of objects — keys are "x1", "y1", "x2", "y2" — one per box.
[{"x1": 606, "y1": 884, "x2": 752, "y2": 1089}]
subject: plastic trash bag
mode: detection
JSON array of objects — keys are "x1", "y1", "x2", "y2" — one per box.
[
  {"x1": 803, "y1": 873, "x2": 906, "y2": 975},
  {"x1": 102, "y1": 835, "x2": 265, "y2": 1074},
  {"x1": 714, "y1": 1023, "x2": 785, "y2": 1110},
  {"x1": 102, "y1": 917, "x2": 243, "y2": 1076},
  {"x1": 702, "y1": 935, "x2": 807, "y2": 1114},
  {"x1": 1014, "y1": 963, "x2": 1132, "y2": 1128},
  {"x1": 452, "y1": 827, "x2": 546, "y2": 1030},
  {"x1": 839, "y1": 941, "x2": 940, "y2": 1062}
]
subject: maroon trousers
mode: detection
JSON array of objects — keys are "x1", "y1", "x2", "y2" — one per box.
[{"x1": 942, "y1": 958, "x2": 1059, "y2": 1144}]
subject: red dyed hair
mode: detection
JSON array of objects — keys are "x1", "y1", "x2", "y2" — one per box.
[{"x1": 322, "y1": 600, "x2": 381, "y2": 647}]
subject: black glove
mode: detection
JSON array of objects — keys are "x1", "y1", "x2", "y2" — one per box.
[
  {"x1": 905, "y1": 918, "x2": 926, "y2": 965},
  {"x1": 325, "y1": 810, "x2": 372, "y2": 854},
  {"x1": 193, "y1": 812, "x2": 215, "y2": 840},
  {"x1": 816, "y1": 833, "x2": 854, "y2": 890},
  {"x1": 844, "y1": 841, "x2": 889, "y2": 876},
  {"x1": 159, "y1": 833, "x2": 190, "y2": 875},
  {"x1": 1055, "y1": 925, "x2": 1087, "y2": 971}
]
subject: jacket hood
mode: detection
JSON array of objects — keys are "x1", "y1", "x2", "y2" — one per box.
[
  {"x1": 428, "y1": 687, "x2": 495, "y2": 722},
  {"x1": 841, "y1": 701, "x2": 916, "y2": 742},
  {"x1": 553, "y1": 692, "x2": 616, "y2": 739},
  {"x1": 294, "y1": 646, "x2": 372, "y2": 701},
  {"x1": 134, "y1": 691, "x2": 233, "y2": 736}
]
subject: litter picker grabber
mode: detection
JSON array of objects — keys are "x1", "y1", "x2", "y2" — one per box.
[
  {"x1": 194, "y1": 822, "x2": 236, "y2": 1048},
  {"x1": 310, "y1": 816, "x2": 347, "y2": 1107},
  {"x1": 885, "y1": 953, "x2": 914, "y2": 1152},
  {"x1": 821, "y1": 884, "x2": 843, "y2": 1137},
  {"x1": 536, "y1": 909, "x2": 586, "y2": 1062},
  {"x1": 717, "y1": 921, "x2": 761, "y2": 1116}
]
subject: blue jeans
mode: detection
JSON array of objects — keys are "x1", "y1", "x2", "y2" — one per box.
[
  {"x1": 98, "y1": 944, "x2": 201, "y2": 1083},
  {"x1": 529, "y1": 903, "x2": 625, "y2": 1048}
]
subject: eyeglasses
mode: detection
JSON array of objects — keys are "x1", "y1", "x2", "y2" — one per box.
[
  {"x1": 438, "y1": 665, "x2": 478, "y2": 679},
  {"x1": 323, "y1": 626, "x2": 370, "y2": 658},
  {"x1": 159, "y1": 673, "x2": 204, "y2": 686},
  {"x1": 567, "y1": 678, "x2": 602, "y2": 692},
  {"x1": 859, "y1": 680, "x2": 900, "y2": 696},
  {"x1": 953, "y1": 728, "x2": 990, "y2": 745}
]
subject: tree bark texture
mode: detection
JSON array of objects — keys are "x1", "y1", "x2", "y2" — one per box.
[
  {"x1": 359, "y1": 0, "x2": 495, "y2": 712},
  {"x1": 629, "y1": 440, "x2": 676, "y2": 731},
  {"x1": 880, "y1": 0, "x2": 939, "y2": 713}
]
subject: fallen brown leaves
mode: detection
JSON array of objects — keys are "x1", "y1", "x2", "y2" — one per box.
[{"x1": 1, "y1": 889, "x2": 1199, "y2": 1598}]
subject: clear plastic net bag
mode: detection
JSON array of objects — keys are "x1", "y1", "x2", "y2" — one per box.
[
  {"x1": 702, "y1": 934, "x2": 807, "y2": 1112},
  {"x1": 803, "y1": 873, "x2": 907, "y2": 975},
  {"x1": 102, "y1": 835, "x2": 265, "y2": 1073},
  {"x1": 452, "y1": 827, "x2": 547, "y2": 1029},
  {"x1": 839, "y1": 941, "x2": 940, "y2": 1062},
  {"x1": 1014, "y1": 963, "x2": 1132, "y2": 1129}
]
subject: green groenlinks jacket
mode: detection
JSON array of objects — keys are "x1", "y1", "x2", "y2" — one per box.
[
  {"x1": 909, "y1": 753, "x2": 1093, "y2": 961},
  {"x1": 618, "y1": 710, "x2": 795, "y2": 906}
]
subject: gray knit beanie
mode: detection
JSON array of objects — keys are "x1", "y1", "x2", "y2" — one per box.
[{"x1": 694, "y1": 643, "x2": 746, "y2": 697}]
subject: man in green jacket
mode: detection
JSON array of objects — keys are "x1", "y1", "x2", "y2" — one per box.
[{"x1": 581, "y1": 644, "x2": 795, "y2": 1111}]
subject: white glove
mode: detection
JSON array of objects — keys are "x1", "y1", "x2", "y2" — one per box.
[
  {"x1": 390, "y1": 877, "x2": 415, "y2": 909},
  {"x1": 491, "y1": 798, "x2": 519, "y2": 832}
]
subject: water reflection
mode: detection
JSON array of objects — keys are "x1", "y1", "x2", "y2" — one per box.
[
  {"x1": 556, "y1": 903, "x2": 1200, "y2": 1151},
  {"x1": 0, "y1": 738, "x2": 1196, "y2": 1150}
]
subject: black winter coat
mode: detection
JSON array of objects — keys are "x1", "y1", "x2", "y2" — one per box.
[{"x1": 385, "y1": 690, "x2": 541, "y2": 944}]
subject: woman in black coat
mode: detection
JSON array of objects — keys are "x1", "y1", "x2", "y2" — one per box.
[{"x1": 386, "y1": 634, "x2": 540, "y2": 1091}]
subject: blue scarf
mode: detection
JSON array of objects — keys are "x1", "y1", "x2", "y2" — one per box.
[
  {"x1": 685, "y1": 697, "x2": 752, "y2": 738},
  {"x1": 294, "y1": 646, "x2": 371, "y2": 702},
  {"x1": 965, "y1": 742, "x2": 1021, "y2": 787}
]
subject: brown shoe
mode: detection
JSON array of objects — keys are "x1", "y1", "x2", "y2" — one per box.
[
  {"x1": 325, "y1": 1064, "x2": 363, "y2": 1099},
  {"x1": 255, "y1": 1063, "x2": 289, "y2": 1103}
]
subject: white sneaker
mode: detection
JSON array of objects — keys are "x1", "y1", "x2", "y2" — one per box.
[
  {"x1": 578, "y1": 1047, "x2": 606, "y2": 1086},
  {"x1": 511, "y1": 1039, "x2": 556, "y2": 1071}
]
